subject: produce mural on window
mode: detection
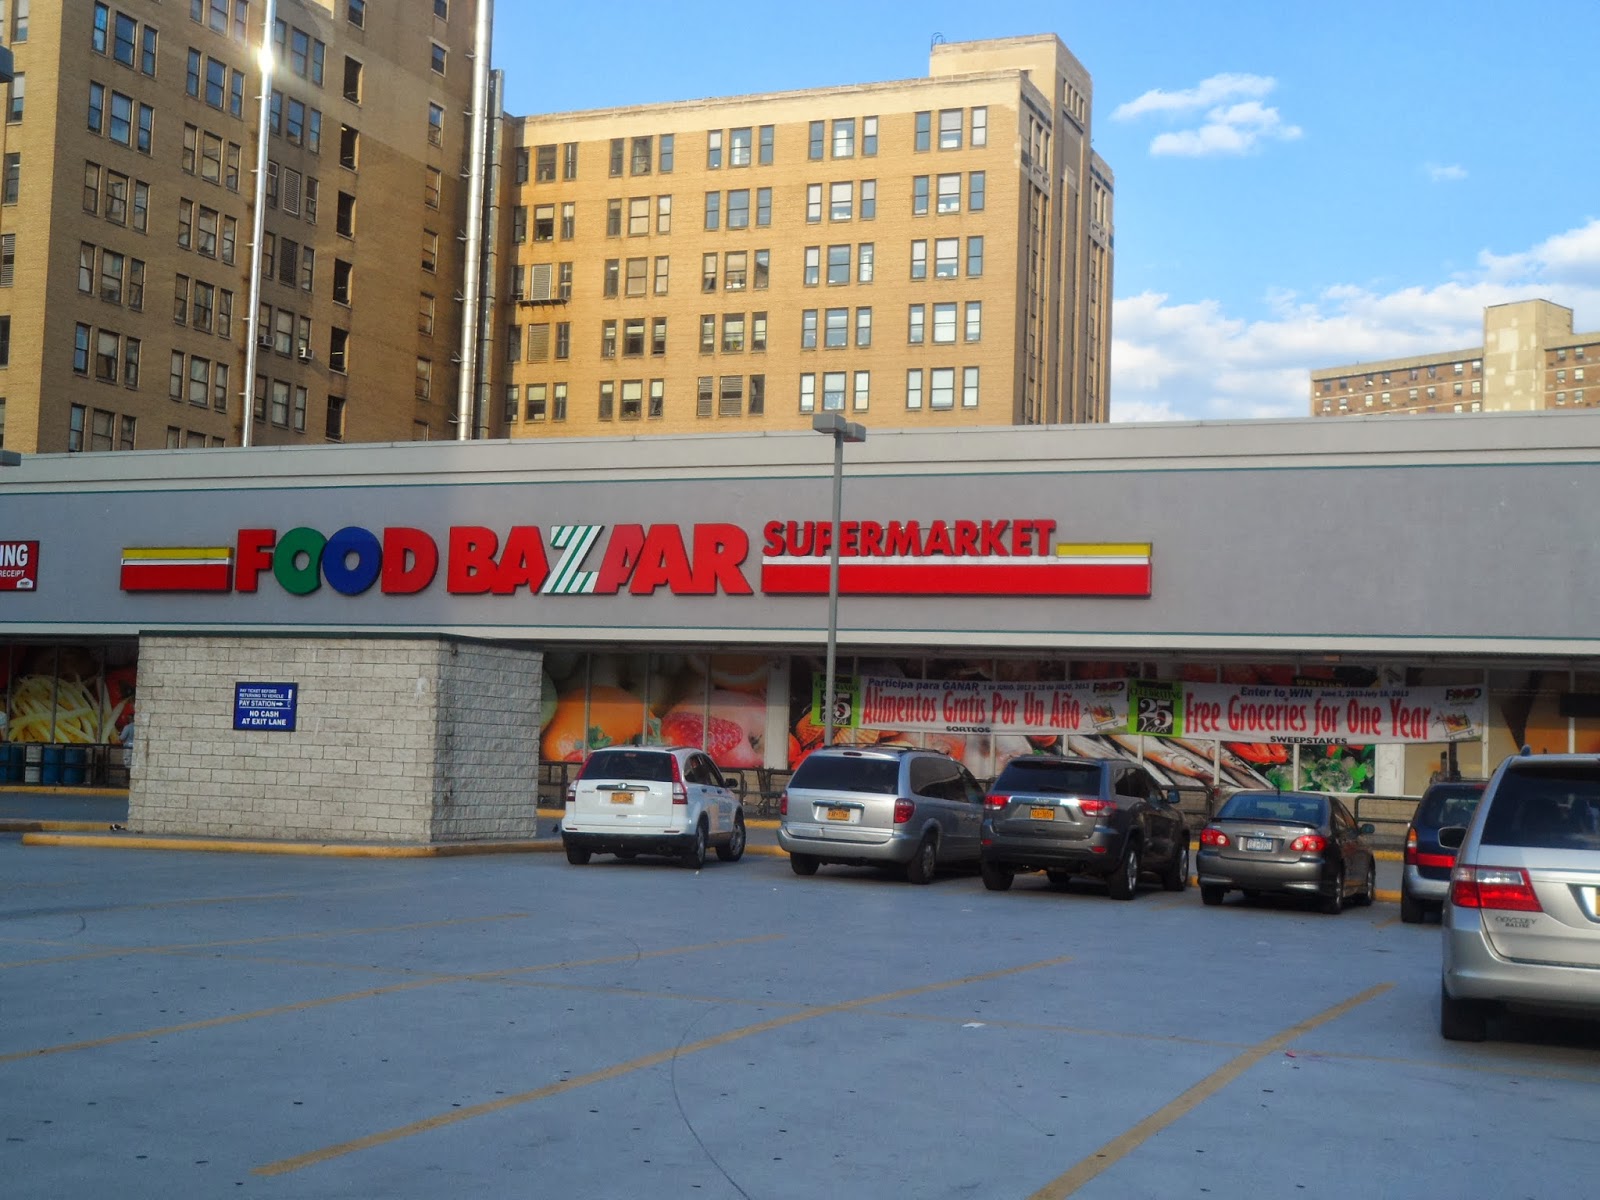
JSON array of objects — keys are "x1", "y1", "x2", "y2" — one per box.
[
  {"x1": 539, "y1": 651, "x2": 771, "y2": 768},
  {"x1": 0, "y1": 642, "x2": 137, "y2": 746}
]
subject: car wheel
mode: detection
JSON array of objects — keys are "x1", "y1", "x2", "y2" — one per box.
[
  {"x1": 1357, "y1": 860, "x2": 1377, "y2": 907},
  {"x1": 681, "y1": 821, "x2": 708, "y2": 869},
  {"x1": 1200, "y1": 884, "x2": 1225, "y2": 906},
  {"x1": 980, "y1": 860, "x2": 1014, "y2": 891},
  {"x1": 1439, "y1": 984, "x2": 1490, "y2": 1042},
  {"x1": 905, "y1": 834, "x2": 938, "y2": 885},
  {"x1": 1320, "y1": 866, "x2": 1346, "y2": 915},
  {"x1": 1046, "y1": 869, "x2": 1073, "y2": 888},
  {"x1": 1107, "y1": 839, "x2": 1141, "y2": 901},
  {"x1": 565, "y1": 845, "x2": 591, "y2": 865},
  {"x1": 789, "y1": 853, "x2": 819, "y2": 877},
  {"x1": 1399, "y1": 883, "x2": 1426, "y2": 924},
  {"x1": 716, "y1": 813, "x2": 746, "y2": 862},
  {"x1": 1161, "y1": 841, "x2": 1190, "y2": 892}
]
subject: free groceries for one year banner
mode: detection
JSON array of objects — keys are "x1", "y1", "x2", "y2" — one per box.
[{"x1": 827, "y1": 676, "x2": 1486, "y2": 746}]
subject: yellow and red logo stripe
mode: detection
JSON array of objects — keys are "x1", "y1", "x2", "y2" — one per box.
[
  {"x1": 760, "y1": 541, "x2": 1151, "y2": 597},
  {"x1": 119, "y1": 546, "x2": 235, "y2": 593}
]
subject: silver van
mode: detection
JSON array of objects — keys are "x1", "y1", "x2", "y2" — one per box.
[
  {"x1": 1440, "y1": 753, "x2": 1600, "y2": 1040},
  {"x1": 778, "y1": 746, "x2": 984, "y2": 883}
]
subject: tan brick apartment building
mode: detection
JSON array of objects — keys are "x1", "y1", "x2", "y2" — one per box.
[
  {"x1": 0, "y1": 16, "x2": 1111, "y2": 454},
  {"x1": 1310, "y1": 299, "x2": 1600, "y2": 418},
  {"x1": 495, "y1": 35, "x2": 1114, "y2": 438},
  {"x1": 0, "y1": 0, "x2": 480, "y2": 453}
]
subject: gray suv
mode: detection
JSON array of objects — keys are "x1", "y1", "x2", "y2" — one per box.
[
  {"x1": 978, "y1": 755, "x2": 1190, "y2": 900},
  {"x1": 778, "y1": 746, "x2": 984, "y2": 883},
  {"x1": 1439, "y1": 753, "x2": 1600, "y2": 1041}
]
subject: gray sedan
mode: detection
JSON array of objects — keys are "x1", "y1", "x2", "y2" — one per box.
[{"x1": 1196, "y1": 790, "x2": 1377, "y2": 914}]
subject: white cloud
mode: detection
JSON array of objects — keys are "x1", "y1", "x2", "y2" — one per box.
[
  {"x1": 1114, "y1": 74, "x2": 1301, "y2": 158},
  {"x1": 1112, "y1": 73, "x2": 1277, "y2": 120},
  {"x1": 1425, "y1": 163, "x2": 1469, "y2": 183},
  {"x1": 1108, "y1": 218, "x2": 1600, "y2": 423}
]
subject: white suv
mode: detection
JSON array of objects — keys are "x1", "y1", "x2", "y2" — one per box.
[{"x1": 561, "y1": 746, "x2": 747, "y2": 869}]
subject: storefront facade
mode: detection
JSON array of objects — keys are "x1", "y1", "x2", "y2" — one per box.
[{"x1": 3, "y1": 411, "x2": 1597, "y2": 840}]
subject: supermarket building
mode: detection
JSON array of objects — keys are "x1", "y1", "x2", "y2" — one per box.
[{"x1": 1, "y1": 411, "x2": 1596, "y2": 843}]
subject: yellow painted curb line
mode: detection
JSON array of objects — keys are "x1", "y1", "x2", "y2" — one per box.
[
  {"x1": 21, "y1": 832, "x2": 564, "y2": 858},
  {"x1": 0, "y1": 820, "x2": 115, "y2": 833},
  {"x1": 0, "y1": 784, "x2": 128, "y2": 797}
]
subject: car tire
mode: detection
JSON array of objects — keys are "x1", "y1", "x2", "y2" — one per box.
[
  {"x1": 1357, "y1": 860, "x2": 1377, "y2": 907},
  {"x1": 1046, "y1": 869, "x2": 1073, "y2": 888},
  {"x1": 1439, "y1": 984, "x2": 1490, "y2": 1042},
  {"x1": 1201, "y1": 884, "x2": 1225, "y2": 906},
  {"x1": 789, "y1": 853, "x2": 820, "y2": 877},
  {"x1": 979, "y1": 860, "x2": 1014, "y2": 891},
  {"x1": 1161, "y1": 841, "x2": 1190, "y2": 892},
  {"x1": 716, "y1": 813, "x2": 746, "y2": 862},
  {"x1": 1399, "y1": 884, "x2": 1426, "y2": 924},
  {"x1": 1320, "y1": 867, "x2": 1346, "y2": 915},
  {"x1": 681, "y1": 821, "x2": 708, "y2": 869},
  {"x1": 565, "y1": 844, "x2": 591, "y2": 866},
  {"x1": 1107, "y1": 839, "x2": 1141, "y2": 901},
  {"x1": 905, "y1": 834, "x2": 938, "y2": 885}
]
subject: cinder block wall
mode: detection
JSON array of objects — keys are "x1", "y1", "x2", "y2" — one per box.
[
  {"x1": 130, "y1": 635, "x2": 542, "y2": 843},
  {"x1": 434, "y1": 640, "x2": 543, "y2": 841}
]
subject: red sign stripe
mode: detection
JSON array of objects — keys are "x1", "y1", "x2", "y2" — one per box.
[
  {"x1": 120, "y1": 563, "x2": 234, "y2": 593},
  {"x1": 760, "y1": 562, "x2": 1151, "y2": 597}
]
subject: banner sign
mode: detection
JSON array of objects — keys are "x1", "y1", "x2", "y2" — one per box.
[
  {"x1": 1177, "y1": 682, "x2": 1486, "y2": 745},
  {"x1": 821, "y1": 676, "x2": 1484, "y2": 745},
  {"x1": 0, "y1": 541, "x2": 39, "y2": 592},
  {"x1": 234, "y1": 682, "x2": 298, "y2": 732}
]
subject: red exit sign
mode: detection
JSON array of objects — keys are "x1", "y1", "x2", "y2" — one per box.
[{"x1": 0, "y1": 541, "x2": 39, "y2": 591}]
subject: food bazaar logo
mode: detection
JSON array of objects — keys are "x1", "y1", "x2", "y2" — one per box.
[
  {"x1": 118, "y1": 520, "x2": 1152, "y2": 599},
  {"x1": 0, "y1": 540, "x2": 39, "y2": 592}
]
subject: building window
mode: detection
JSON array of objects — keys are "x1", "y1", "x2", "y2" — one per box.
[
  {"x1": 937, "y1": 174, "x2": 960, "y2": 213},
  {"x1": 860, "y1": 180, "x2": 876, "y2": 220},
  {"x1": 968, "y1": 172, "x2": 985, "y2": 212},
  {"x1": 718, "y1": 375, "x2": 743, "y2": 417},
  {"x1": 912, "y1": 176, "x2": 929, "y2": 216},
  {"x1": 704, "y1": 191, "x2": 720, "y2": 230},
  {"x1": 965, "y1": 301, "x2": 982, "y2": 342},
  {"x1": 962, "y1": 366, "x2": 980, "y2": 408},
  {"x1": 858, "y1": 243, "x2": 874, "y2": 283},
  {"x1": 830, "y1": 181, "x2": 852, "y2": 222},
  {"x1": 932, "y1": 302, "x2": 957, "y2": 345},
  {"x1": 855, "y1": 307, "x2": 872, "y2": 348},
  {"x1": 807, "y1": 183, "x2": 822, "y2": 223},
  {"x1": 758, "y1": 125, "x2": 774, "y2": 166},
  {"x1": 827, "y1": 245, "x2": 849, "y2": 286},
  {"x1": 799, "y1": 373, "x2": 816, "y2": 413},
  {"x1": 910, "y1": 241, "x2": 927, "y2": 280},
  {"x1": 801, "y1": 310, "x2": 817, "y2": 350},
  {"x1": 853, "y1": 371, "x2": 870, "y2": 412},
  {"x1": 862, "y1": 117, "x2": 878, "y2": 156},
  {"x1": 966, "y1": 236, "x2": 984, "y2": 277},
  {"x1": 427, "y1": 102, "x2": 444, "y2": 147},
  {"x1": 914, "y1": 111, "x2": 930, "y2": 152},
  {"x1": 808, "y1": 121, "x2": 824, "y2": 161},
  {"x1": 938, "y1": 110, "x2": 962, "y2": 150},
  {"x1": 727, "y1": 189, "x2": 750, "y2": 229},
  {"x1": 729, "y1": 127, "x2": 752, "y2": 168},
  {"x1": 930, "y1": 367, "x2": 955, "y2": 409},
  {"x1": 832, "y1": 119, "x2": 855, "y2": 159},
  {"x1": 908, "y1": 305, "x2": 924, "y2": 345},
  {"x1": 430, "y1": 43, "x2": 446, "y2": 75},
  {"x1": 804, "y1": 247, "x2": 820, "y2": 287},
  {"x1": 971, "y1": 107, "x2": 987, "y2": 147},
  {"x1": 824, "y1": 308, "x2": 848, "y2": 349},
  {"x1": 599, "y1": 381, "x2": 614, "y2": 420}
]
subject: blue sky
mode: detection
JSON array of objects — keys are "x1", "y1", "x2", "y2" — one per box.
[{"x1": 492, "y1": 0, "x2": 1600, "y2": 422}]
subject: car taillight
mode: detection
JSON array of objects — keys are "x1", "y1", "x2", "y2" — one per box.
[
  {"x1": 893, "y1": 799, "x2": 914, "y2": 824},
  {"x1": 779, "y1": 791, "x2": 788, "y2": 816},
  {"x1": 1404, "y1": 827, "x2": 1417, "y2": 866},
  {"x1": 984, "y1": 793, "x2": 1009, "y2": 810},
  {"x1": 1199, "y1": 826, "x2": 1229, "y2": 847},
  {"x1": 1450, "y1": 865, "x2": 1543, "y2": 912},
  {"x1": 1289, "y1": 834, "x2": 1327, "y2": 853},
  {"x1": 565, "y1": 785, "x2": 576, "y2": 805},
  {"x1": 669, "y1": 756, "x2": 688, "y2": 806},
  {"x1": 1078, "y1": 799, "x2": 1118, "y2": 817}
]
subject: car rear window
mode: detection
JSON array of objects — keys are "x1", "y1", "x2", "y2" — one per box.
[
  {"x1": 1416, "y1": 783, "x2": 1486, "y2": 829},
  {"x1": 580, "y1": 749, "x2": 674, "y2": 783},
  {"x1": 789, "y1": 755, "x2": 900, "y2": 795},
  {"x1": 993, "y1": 760, "x2": 1102, "y2": 795},
  {"x1": 1217, "y1": 792, "x2": 1327, "y2": 825},
  {"x1": 1479, "y1": 764, "x2": 1600, "y2": 850}
]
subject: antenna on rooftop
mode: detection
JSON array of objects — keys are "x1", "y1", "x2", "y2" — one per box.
[{"x1": 931, "y1": 32, "x2": 946, "y2": 48}]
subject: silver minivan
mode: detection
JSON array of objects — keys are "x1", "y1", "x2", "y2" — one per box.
[
  {"x1": 778, "y1": 746, "x2": 984, "y2": 883},
  {"x1": 1440, "y1": 753, "x2": 1600, "y2": 1040}
]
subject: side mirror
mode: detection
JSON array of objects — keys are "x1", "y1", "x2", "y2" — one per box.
[
  {"x1": 1359, "y1": 822, "x2": 1375, "y2": 835},
  {"x1": 1168, "y1": 788, "x2": 1182, "y2": 807},
  {"x1": 1438, "y1": 825, "x2": 1467, "y2": 851}
]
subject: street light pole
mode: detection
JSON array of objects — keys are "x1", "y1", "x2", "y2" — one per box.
[{"x1": 812, "y1": 413, "x2": 867, "y2": 748}]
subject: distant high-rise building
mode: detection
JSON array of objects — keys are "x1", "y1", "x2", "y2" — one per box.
[
  {"x1": 1310, "y1": 299, "x2": 1599, "y2": 418},
  {"x1": 0, "y1": 0, "x2": 486, "y2": 453},
  {"x1": 493, "y1": 34, "x2": 1114, "y2": 437}
]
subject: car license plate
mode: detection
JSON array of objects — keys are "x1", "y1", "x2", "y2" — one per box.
[
  {"x1": 609, "y1": 795, "x2": 633, "y2": 805},
  {"x1": 1244, "y1": 837, "x2": 1273, "y2": 852},
  {"x1": 826, "y1": 807, "x2": 852, "y2": 822},
  {"x1": 1030, "y1": 807, "x2": 1055, "y2": 821}
]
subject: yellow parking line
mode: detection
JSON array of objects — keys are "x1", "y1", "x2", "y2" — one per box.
[
  {"x1": 1026, "y1": 982, "x2": 1394, "y2": 1199},
  {"x1": 0, "y1": 934, "x2": 781, "y2": 1067},
  {"x1": 254, "y1": 953, "x2": 1075, "y2": 1176}
]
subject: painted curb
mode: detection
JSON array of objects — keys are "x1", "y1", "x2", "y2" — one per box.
[
  {"x1": 0, "y1": 820, "x2": 118, "y2": 833},
  {"x1": 21, "y1": 832, "x2": 565, "y2": 857}
]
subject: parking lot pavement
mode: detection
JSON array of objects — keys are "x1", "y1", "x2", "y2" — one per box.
[{"x1": 3, "y1": 838, "x2": 1595, "y2": 1200}]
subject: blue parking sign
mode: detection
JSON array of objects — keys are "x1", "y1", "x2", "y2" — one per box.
[{"x1": 234, "y1": 682, "x2": 298, "y2": 731}]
